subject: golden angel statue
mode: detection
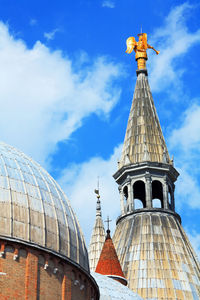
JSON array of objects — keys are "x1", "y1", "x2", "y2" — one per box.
[{"x1": 126, "y1": 33, "x2": 160, "y2": 70}]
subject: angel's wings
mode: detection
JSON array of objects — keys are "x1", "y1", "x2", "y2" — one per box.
[
  {"x1": 142, "y1": 33, "x2": 148, "y2": 49},
  {"x1": 126, "y1": 37, "x2": 137, "y2": 54}
]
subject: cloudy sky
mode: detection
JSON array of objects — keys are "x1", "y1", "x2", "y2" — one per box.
[{"x1": 0, "y1": 0, "x2": 200, "y2": 257}]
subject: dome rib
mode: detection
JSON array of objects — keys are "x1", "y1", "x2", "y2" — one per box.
[
  {"x1": 52, "y1": 180, "x2": 71, "y2": 258},
  {"x1": 1, "y1": 155, "x2": 12, "y2": 237},
  {"x1": 30, "y1": 167, "x2": 46, "y2": 246},
  {"x1": 15, "y1": 158, "x2": 32, "y2": 242},
  {"x1": 43, "y1": 173, "x2": 60, "y2": 253}
]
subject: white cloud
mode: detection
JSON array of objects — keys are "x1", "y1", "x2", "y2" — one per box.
[
  {"x1": 102, "y1": 0, "x2": 115, "y2": 8},
  {"x1": 58, "y1": 144, "x2": 122, "y2": 245},
  {"x1": 175, "y1": 168, "x2": 200, "y2": 209},
  {"x1": 167, "y1": 103, "x2": 200, "y2": 209},
  {"x1": 149, "y1": 3, "x2": 200, "y2": 93},
  {"x1": 169, "y1": 103, "x2": 200, "y2": 153},
  {"x1": 0, "y1": 22, "x2": 122, "y2": 165},
  {"x1": 44, "y1": 28, "x2": 60, "y2": 41}
]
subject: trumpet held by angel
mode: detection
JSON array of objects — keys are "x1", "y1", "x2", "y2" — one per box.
[{"x1": 126, "y1": 33, "x2": 160, "y2": 58}]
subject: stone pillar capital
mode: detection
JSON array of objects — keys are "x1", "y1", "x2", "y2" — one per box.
[
  {"x1": 145, "y1": 173, "x2": 152, "y2": 183},
  {"x1": 163, "y1": 174, "x2": 168, "y2": 183},
  {"x1": 127, "y1": 175, "x2": 131, "y2": 184}
]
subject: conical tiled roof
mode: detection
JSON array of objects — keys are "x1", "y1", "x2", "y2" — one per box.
[
  {"x1": 96, "y1": 229, "x2": 127, "y2": 285},
  {"x1": 88, "y1": 195, "x2": 105, "y2": 272},
  {"x1": 120, "y1": 72, "x2": 171, "y2": 167}
]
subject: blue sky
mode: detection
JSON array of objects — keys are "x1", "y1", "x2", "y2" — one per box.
[{"x1": 0, "y1": 0, "x2": 200, "y2": 256}]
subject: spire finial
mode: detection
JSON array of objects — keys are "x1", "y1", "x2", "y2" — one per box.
[
  {"x1": 125, "y1": 33, "x2": 160, "y2": 72},
  {"x1": 104, "y1": 216, "x2": 112, "y2": 239},
  {"x1": 94, "y1": 177, "x2": 101, "y2": 217}
]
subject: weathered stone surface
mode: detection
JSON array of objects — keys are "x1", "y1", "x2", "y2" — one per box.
[
  {"x1": 88, "y1": 197, "x2": 105, "y2": 272},
  {"x1": 0, "y1": 142, "x2": 89, "y2": 271},
  {"x1": 113, "y1": 212, "x2": 200, "y2": 299},
  {"x1": 120, "y1": 72, "x2": 171, "y2": 167},
  {"x1": 113, "y1": 70, "x2": 200, "y2": 299}
]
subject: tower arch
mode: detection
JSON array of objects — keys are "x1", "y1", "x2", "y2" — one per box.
[
  {"x1": 133, "y1": 180, "x2": 146, "y2": 209},
  {"x1": 123, "y1": 185, "x2": 128, "y2": 212},
  {"x1": 152, "y1": 180, "x2": 163, "y2": 208}
]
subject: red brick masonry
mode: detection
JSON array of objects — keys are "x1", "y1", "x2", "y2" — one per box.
[{"x1": 0, "y1": 239, "x2": 99, "y2": 300}]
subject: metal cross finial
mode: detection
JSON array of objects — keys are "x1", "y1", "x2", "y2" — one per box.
[{"x1": 105, "y1": 216, "x2": 112, "y2": 230}]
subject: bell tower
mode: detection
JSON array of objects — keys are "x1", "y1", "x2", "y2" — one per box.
[
  {"x1": 115, "y1": 65, "x2": 178, "y2": 217},
  {"x1": 112, "y1": 33, "x2": 200, "y2": 299}
]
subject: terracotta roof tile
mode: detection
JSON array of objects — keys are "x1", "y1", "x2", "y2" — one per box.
[{"x1": 95, "y1": 230, "x2": 125, "y2": 279}]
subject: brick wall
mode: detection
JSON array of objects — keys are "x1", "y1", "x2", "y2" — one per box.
[{"x1": 0, "y1": 239, "x2": 99, "y2": 300}]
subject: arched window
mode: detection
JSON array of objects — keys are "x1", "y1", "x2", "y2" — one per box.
[
  {"x1": 19, "y1": 248, "x2": 27, "y2": 258},
  {"x1": 152, "y1": 180, "x2": 163, "y2": 208},
  {"x1": 123, "y1": 186, "x2": 128, "y2": 202},
  {"x1": 133, "y1": 180, "x2": 146, "y2": 209},
  {"x1": 123, "y1": 186, "x2": 128, "y2": 211}
]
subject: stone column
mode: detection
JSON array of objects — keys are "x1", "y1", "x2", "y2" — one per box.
[
  {"x1": 171, "y1": 184, "x2": 175, "y2": 211},
  {"x1": 163, "y1": 176, "x2": 168, "y2": 209},
  {"x1": 145, "y1": 173, "x2": 152, "y2": 208},
  {"x1": 118, "y1": 186, "x2": 125, "y2": 215},
  {"x1": 127, "y1": 176, "x2": 133, "y2": 212},
  {"x1": 131, "y1": 180, "x2": 135, "y2": 211}
]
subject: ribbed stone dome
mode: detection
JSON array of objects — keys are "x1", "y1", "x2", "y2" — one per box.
[
  {"x1": 0, "y1": 142, "x2": 89, "y2": 271},
  {"x1": 91, "y1": 272, "x2": 143, "y2": 300}
]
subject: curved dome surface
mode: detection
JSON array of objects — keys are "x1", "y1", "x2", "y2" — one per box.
[
  {"x1": 0, "y1": 142, "x2": 88, "y2": 271},
  {"x1": 91, "y1": 272, "x2": 143, "y2": 300}
]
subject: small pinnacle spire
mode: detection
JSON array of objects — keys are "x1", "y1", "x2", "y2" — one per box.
[
  {"x1": 89, "y1": 181, "x2": 106, "y2": 271},
  {"x1": 95, "y1": 227, "x2": 127, "y2": 286}
]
